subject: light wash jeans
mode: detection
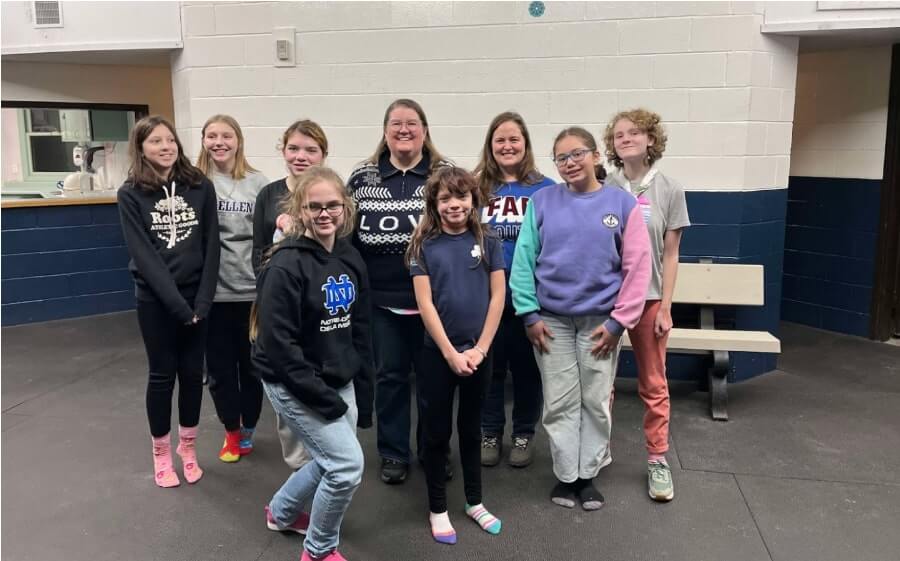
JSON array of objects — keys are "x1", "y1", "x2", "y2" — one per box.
[
  {"x1": 533, "y1": 312, "x2": 620, "y2": 483},
  {"x1": 264, "y1": 381, "x2": 363, "y2": 558}
]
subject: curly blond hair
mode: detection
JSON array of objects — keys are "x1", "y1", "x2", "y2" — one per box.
[{"x1": 603, "y1": 109, "x2": 668, "y2": 169}]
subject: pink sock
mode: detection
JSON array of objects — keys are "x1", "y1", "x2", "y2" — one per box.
[
  {"x1": 648, "y1": 453, "x2": 667, "y2": 464},
  {"x1": 151, "y1": 434, "x2": 180, "y2": 488},
  {"x1": 176, "y1": 425, "x2": 204, "y2": 484}
]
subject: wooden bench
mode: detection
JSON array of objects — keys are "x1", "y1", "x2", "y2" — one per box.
[{"x1": 622, "y1": 261, "x2": 781, "y2": 421}]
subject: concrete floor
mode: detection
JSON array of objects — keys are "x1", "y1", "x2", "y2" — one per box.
[{"x1": 2, "y1": 313, "x2": 899, "y2": 561}]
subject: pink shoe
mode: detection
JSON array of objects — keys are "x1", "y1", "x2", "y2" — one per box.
[
  {"x1": 265, "y1": 505, "x2": 309, "y2": 535},
  {"x1": 301, "y1": 550, "x2": 347, "y2": 561},
  {"x1": 152, "y1": 434, "x2": 180, "y2": 488},
  {"x1": 176, "y1": 425, "x2": 204, "y2": 484}
]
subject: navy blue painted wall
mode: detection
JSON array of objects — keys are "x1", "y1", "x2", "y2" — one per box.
[
  {"x1": 780, "y1": 176, "x2": 881, "y2": 337},
  {"x1": 6, "y1": 191, "x2": 789, "y2": 383},
  {"x1": 619, "y1": 188, "x2": 787, "y2": 382},
  {"x1": 1, "y1": 203, "x2": 134, "y2": 326}
]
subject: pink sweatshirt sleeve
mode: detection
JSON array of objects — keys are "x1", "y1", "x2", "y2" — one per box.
[{"x1": 604, "y1": 204, "x2": 652, "y2": 335}]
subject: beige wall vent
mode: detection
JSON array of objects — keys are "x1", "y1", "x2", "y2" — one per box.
[{"x1": 32, "y1": 1, "x2": 63, "y2": 28}]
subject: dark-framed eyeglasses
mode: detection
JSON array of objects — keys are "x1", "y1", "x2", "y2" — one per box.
[
  {"x1": 553, "y1": 148, "x2": 593, "y2": 166},
  {"x1": 303, "y1": 203, "x2": 345, "y2": 216}
]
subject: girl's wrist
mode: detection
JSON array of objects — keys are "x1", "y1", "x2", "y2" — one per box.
[{"x1": 473, "y1": 345, "x2": 487, "y2": 359}]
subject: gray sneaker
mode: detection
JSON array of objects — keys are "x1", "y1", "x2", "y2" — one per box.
[
  {"x1": 481, "y1": 435, "x2": 501, "y2": 466},
  {"x1": 648, "y1": 460, "x2": 674, "y2": 501},
  {"x1": 508, "y1": 435, "x2": 534, "y2": 468}
]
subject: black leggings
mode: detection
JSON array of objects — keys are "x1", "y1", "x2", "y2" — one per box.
[
  {"x1": 205, "y1": 301, "x2": 262, "y2": 432},
  {"x1": 418, "y1": 345, "x2": 491, "y2": 513},
  {"x1": 137, "y1": 298, "x2": 207, "y2": 438}
]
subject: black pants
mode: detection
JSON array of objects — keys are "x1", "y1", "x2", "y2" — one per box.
[
  {"x1": 206, "y1": 301, "x2": 262, "y2": 432},
  {"x1": 418, "y1": 345, "x2": 490, "y2": 513},
  {"x1": 137, "y1": 298, "x2": 208, "y2": 438},
  {"x1": 481, "y1": 306, "x2": 543, "y2": 438}
]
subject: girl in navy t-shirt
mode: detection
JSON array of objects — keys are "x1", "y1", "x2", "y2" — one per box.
[{"x1": 406, "y1": 167, "x2": 506, "y2": 545}]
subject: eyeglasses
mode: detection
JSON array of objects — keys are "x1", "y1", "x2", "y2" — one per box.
[
  {"x1": 387, "y1": 120, "x2": 422, "y2": 131},
  {"x1": 303, "y1": 203, "x2": 345, "y2": 216},
  {"x1": 553, "y1": 148, "x2": 593, "y2": 166}
]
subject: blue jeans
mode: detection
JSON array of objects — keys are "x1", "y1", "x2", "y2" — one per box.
[
  {"x1": 481, "y1": 307, "x2": 542, "y2": 438},
  {"x1": 372, "y1": 307, "x2": 425, "y2": 463},
  {"x1": 263, "y1": 382, "x2": 363, "y2": 558}
]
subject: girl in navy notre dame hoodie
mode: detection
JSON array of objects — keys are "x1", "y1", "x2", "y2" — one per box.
[
  {"x1": 117, "y1": 116, "x2": 220, "y2": 488},
  {"x1": 252, "y1": 167, "x2": 373, "y2": 561}
]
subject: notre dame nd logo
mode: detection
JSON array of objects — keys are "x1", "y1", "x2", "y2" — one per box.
[{"x1": 321, "y1": 274, "x2": 356, "y2": 316}]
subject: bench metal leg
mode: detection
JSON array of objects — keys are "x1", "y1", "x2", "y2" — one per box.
[{"x1": 708, "y1": 350, "x2": 730, "y2": 421}]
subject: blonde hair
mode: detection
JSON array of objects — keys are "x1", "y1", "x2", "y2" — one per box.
[
  {"x1": 406, "y1": 167, "x2": 490, "y2": 272},
  {"x1": 196, "y1": 114, "x2": 257, "y2": 180},
  {"x1": 283, "y1": 167, "x2": 356, "y2": 240},
  {"x1": 249, "y1": 166, "x2": 356, "y2": 342},
  {"x1": 603, "y1": 108, "x2": 668, "y2": 169},
  {"x1": 366, "y1": 98, "x2": 447, "y2": 173}
]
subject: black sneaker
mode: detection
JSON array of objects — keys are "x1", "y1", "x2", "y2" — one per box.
[{"x1": 381, "y1": 458, "x2": 408, "y2": 484}]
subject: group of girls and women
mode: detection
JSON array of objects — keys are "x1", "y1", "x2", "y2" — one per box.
[{"x1": 117, "y1": 98, "x2": 689, "y2": 561}]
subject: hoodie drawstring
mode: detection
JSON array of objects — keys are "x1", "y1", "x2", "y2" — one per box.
[{"x1": 161, "y1": 181, "x2": 177, "y2": 249}]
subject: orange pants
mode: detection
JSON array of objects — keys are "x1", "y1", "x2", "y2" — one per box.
[{"x1": 628, "y1": 300, "x2": 670, "y2": 455}]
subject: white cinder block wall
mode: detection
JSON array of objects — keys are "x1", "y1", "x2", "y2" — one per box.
[
  {"x1": 789, "y1": 46, "x2": 892, "y2": 180},
  {"x1": 172, "y1": 1, "x2": 799, "y2": 191}
]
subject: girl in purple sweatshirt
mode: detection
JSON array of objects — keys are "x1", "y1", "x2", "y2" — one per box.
[{"x1": 509, "y1": 127, "x2": 651, "y2": 510}]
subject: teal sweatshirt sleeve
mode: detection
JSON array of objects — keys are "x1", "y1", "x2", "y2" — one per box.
[{"x1": 509, "y1": 200, "x2": 542, "y2": 326}]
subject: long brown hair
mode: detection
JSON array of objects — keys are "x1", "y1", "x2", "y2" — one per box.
[
  {"x1": 473, "y1": 111, "x2": 543, "y2": 202},
  {"x1": 249, "y1": 167, "x2": 356, "y2": 342},
  {"x1": 196, "y1": 114, "x2": 257, "y2": 180},
  {"x1": 406, "y1": 167, "x2": 490, "y2": 272},
  {"x1": 127, "y1": 115, "x2": 205, "y2": 191},
  {"x1": 552, "y1": 126, "x2": 607, "y2": 182},
  {"x1": 366, "y1": 98, "x2": 446, "y2": 173}
]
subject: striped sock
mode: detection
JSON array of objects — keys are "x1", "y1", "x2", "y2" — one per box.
[
  {"x1": 465, "y1": 503, "x2": 501, "y2": 535},
  {"x1": 429, "y1": 511, "x2": 457, "y2": 545}
]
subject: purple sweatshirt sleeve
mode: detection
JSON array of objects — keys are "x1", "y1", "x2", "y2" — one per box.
[{"x1": 603, "y1": 204, "x2": 652, "y2": 335}]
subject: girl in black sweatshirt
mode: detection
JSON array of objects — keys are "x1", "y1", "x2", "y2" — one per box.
[
  {"x1": 252, "y1": 167, "x2": 373, "y2": 561},
  {"x1": 117, "y1": 116, "x2": 220, "y2": 488}
]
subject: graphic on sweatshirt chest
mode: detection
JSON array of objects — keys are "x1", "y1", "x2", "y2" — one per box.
[
  {"x1": 150, "y1": 195, "x2": 198, "y2": 246},
  {"x1": 356, "y1": 187, "x2": 425, "y2": 252},
  {"x1": 483, "y1": 195, "x2": 530, "y2": 241},
  {"x1": 217, "y1": 199, "x2": 254, "y2": 216},
  {"x1": 320, "y1": 274, "x2": 356, "y2": 332}
]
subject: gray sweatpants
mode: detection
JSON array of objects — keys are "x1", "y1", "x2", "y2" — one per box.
[{"x1": 534, "y1": 312, "x2": 620, "y2": 483}]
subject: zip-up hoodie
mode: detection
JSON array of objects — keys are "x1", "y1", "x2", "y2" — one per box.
[
  {"x1": 347, "y1": 150, "x2": 452, "y2": 309},
  {"x1": 118, "y1": 178, "x2": 220, "y2": 324},
  {"x1": 252, "y1": 235, "x2": 375, "y2": 425}
]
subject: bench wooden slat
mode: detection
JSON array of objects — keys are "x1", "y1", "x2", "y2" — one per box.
[
  {"x1": 622, "y1": 328, "x2": 781, "y2": 354},
  {"x1": 674, "y1": 263, "x2": 765, "y2": 306}
]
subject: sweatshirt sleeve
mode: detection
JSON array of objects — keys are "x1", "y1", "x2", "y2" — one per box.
[
  {"x1": 193, "y1": 181, "x2": 220, "y2": 320},
  {"x1": 604, "y1": 204, "x2": 652, "y2": 335},
  {"x1": 258, "y1": 265, "x2": 348, "y2": 420},
  {"x1": 117, "y1": 187, "x2": 194, "y2": 324},
  {"x1": 509, "y1": 200, "x2": 542, "y2": 326},
  {"x1": 350, "y1": 259, "x2": 375, "y2": 429},
  {"x1": 252, "y1": 187, "x2": 269, "y2": 275}
]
